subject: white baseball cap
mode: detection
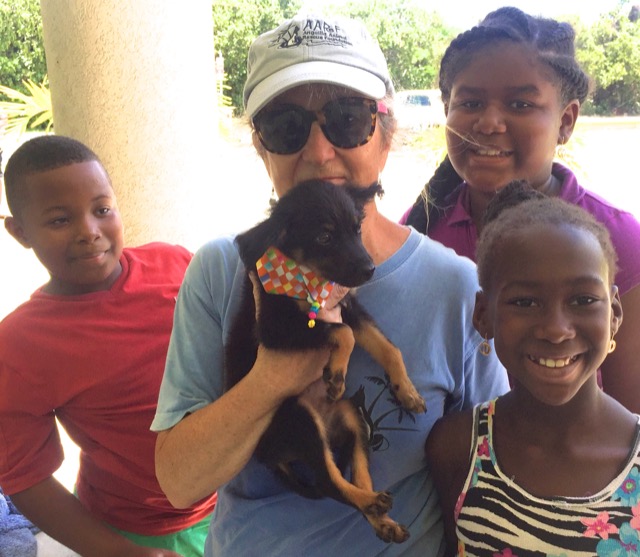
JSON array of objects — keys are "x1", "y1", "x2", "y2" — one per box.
[{"x1": 243, "y1": 12, "x2": 394, "y2": 119}]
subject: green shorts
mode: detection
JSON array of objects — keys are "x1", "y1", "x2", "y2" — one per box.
[{"x1": 115, "y1": 514, "x2": 211, "y2": 557}]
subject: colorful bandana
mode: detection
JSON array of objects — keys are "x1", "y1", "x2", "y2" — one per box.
[{"x1": 256, "y1": 246, "x2": 335, "y2": 327}]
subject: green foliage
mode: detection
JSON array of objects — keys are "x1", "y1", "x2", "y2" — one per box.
[
  {"x1": 0, "y1": 0, "x2": 638, "y2": 119},
  {"x1": 0, "y1": 79, "x2": 53, "y2": 136},
  {"x1": 212, "y1": 0, "x2": 454, "y2": 115},
  {"x1": 321, "y1": 0, "x2": 455, "y2": 91},
  {"x1": 576, "y1": 2, "x2": 640, "y2": 115},
  {"x1": 212, "y1": 0, "x2": 303, "y2": 115},
  {"x1": 215, "y1": 69, "x2": 237, "y2": 139},
  {"x1": 0, "y1": 0, "x2": 47, "y2": 93}
]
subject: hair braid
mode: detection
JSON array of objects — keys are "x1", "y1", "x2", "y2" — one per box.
[
  {"x1": 404, "y1": 156, "x2": 461, "y2": 233},
  {"x1": 477, "y1": 185, "x2": 618, "y2": 290},
  {"x1": 439, "y1": 7, "x2": 590, "y2": 106},
  {"x1": 439, "y1": 26, "x2": 514, "y2": 100},
  {"x1": 410, "y1": 7, "x2": 591, "y2": 237}
]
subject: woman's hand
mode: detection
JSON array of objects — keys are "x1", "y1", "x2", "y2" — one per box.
[
  {"x1": 317, "y1": 284, "x2": 349, "y2": 323},
  {"x1": 156, "y1": 273, "x2": 349, "y2": 508}
]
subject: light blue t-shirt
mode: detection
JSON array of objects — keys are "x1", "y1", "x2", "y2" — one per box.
[{"x1": 152, "y1": 228, "x2": 509, "y2": 556}]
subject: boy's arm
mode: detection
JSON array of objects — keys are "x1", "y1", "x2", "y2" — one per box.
[
  {"x1": 425, "y1": 411, "x2": 474, "y2": 557},
  {"x1": 10, "y1": 476, "x2": 183, "y2": 557}
]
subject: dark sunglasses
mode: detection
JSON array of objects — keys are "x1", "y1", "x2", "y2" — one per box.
[{"x1": 253, "y1": 97, "x2": 388, "y2": 155}]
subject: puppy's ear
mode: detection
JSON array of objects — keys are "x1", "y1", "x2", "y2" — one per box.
[
  {"x1": 235, "y1": 216, "x2": 284, "y2": 269},
  {"x1": 345, "y1": 182, "x2": 384, "y2": 210}
]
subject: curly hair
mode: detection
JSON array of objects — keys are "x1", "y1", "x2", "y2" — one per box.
[
  {"x1": 476, "y1": 181, "x2": 618, "y2": 291},
  {"x1": 405, "y1": 6, "x2": 591, "y2": 234}
]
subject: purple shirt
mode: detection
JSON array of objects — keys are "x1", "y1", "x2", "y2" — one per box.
[{"x1": 421, "y1": 163, "x2": 640, "y2": 295}]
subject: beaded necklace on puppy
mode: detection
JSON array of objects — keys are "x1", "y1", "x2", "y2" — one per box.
[{"x1": 256, "y1": 246, "x2": 335, "y2": 328}]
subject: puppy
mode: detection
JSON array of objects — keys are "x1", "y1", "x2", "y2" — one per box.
[{"x1": 225, "y1": 179, "x2": 426, "y2": 543}]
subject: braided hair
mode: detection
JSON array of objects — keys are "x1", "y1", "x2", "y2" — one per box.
[
  {"x1": 405, "y1": 6, "x2": 591, "y2": 234},
  {"x1": 476, "y1": 180, "x2": 618, "y2": 291}
]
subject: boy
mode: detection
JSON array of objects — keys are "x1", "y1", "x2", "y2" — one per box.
[{"x1": 0, "y1": 135, "x2": 215, "y2": 556}]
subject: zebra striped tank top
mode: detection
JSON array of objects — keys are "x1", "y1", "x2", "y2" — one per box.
[{"x1": 454, "y1": 400, "x2": 640, "y2": 556}]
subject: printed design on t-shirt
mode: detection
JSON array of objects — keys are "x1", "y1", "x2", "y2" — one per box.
[
  {"x1": 455, "y1": 401, "x2": 640, "y2": 556},
  {"x1": 350, "y1": 375, "x2": 420, "y2": 452},
  {"x1": 589, "y1": 470, "x2": 640, "y2": 555}
]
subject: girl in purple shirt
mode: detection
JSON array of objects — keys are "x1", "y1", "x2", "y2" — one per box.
[{"x1": 402, "y1": 6, "x2": 640, "y2": 414}]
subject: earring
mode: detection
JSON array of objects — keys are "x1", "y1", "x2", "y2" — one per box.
[
  {"x1": 269, "y1": 186, "x2": 277, "y2": 209},
  {"x1": 608, "y1": 338, "x2": 617, "y2": 354},
  {"x1": 556, "y1": 135, "x2": 567, "y2": 160},
  {"x1": 479, "y1": 336, "x2": 492, "y2": 356}
]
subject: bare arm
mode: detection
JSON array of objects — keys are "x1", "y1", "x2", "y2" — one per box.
[
  {"x1": 425, "y1": 411, "x2": 474, "y2": 557},
  {"x1": 155, "y1": 344, "x2": 330, "y2": 509},
  {"x1": 156, "y1": 269, "x2": 343, "y2": 508},
  {"x1": 601, "y1": 284, "x2": 640, "y2": 413},
  {"x1": 11, "y1": 476, "x2": 182, "y2": 557}
]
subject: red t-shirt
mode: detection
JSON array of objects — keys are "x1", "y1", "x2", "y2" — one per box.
[{"x1": 0, "y1": 243, "x2": 215, "y2": 535}]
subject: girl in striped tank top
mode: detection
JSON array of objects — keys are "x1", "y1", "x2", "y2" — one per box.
[{"x1": 426, "y1": 182, "x2": 640, "y2": 556}]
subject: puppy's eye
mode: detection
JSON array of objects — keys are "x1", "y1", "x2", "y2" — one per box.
[{"x1": 316, "y1": 232, "x2": 332, "y2": 245}]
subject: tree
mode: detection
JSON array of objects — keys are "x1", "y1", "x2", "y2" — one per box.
[
  {"x1": 576, "y1": 3, "x2": 640, "y2": 115},
  {"x1": 0, "y1": 79, "x2": 53, "y2": 135},
  {"x1": 0, "y1": 0, "x2": 47, "y2": 92},
  {"x1": 325, "y1": 0, "x2": 454, "y2": 91},
  {"x1": 212, "y1": 0, "x2": 302, "y2": 114},
  {"x1": 213, "y1": 0, "x2": 454, "y2": 113}
]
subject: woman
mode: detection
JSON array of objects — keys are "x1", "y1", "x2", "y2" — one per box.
[{"x1": 152, "y1": 12, "x2": 508, "y2": 557}]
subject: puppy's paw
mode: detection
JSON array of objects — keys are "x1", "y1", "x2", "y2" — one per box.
[
  {"x1": 322, "y1": 367, "x2": 345, "y2": 401},
  {"x1": 394, "y1": 380, "x2": 426, "y2": 414},
  {"x1": 374, "y1": 518, "x2": 410, "y2": 544},
  {"x1": 363, "y1": 491, "x2": 393, "y2": 516}
]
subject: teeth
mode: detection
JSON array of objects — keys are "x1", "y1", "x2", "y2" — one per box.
[
  {"x1": 475, "y1": 148, "x2": 504, "y2": 156},
  {"x1": 533, "y1": 355, "x2": 577, "y2": 369}
]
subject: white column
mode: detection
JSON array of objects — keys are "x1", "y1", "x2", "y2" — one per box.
[{"x1": 40, "y1": 0, "x2": 219, "y2": 249}]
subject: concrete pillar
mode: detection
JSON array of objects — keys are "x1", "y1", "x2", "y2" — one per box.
[{"x1": 39, "y1": 0, "x2": 219, "y2": 250}]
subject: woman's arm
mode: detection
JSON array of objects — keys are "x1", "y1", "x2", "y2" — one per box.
[
  {"x1": 155, "y1": 344, "x2": 330, "y2": 509},
  {"x1": 155, "y1": 252, "x2": 346, "y2": 508},
  {"x1": 601, "y1": 284, "x2": 640, "y2": 414},
  {"x1": 11, "y1": 477, "x2": 182, "y2": 557}
]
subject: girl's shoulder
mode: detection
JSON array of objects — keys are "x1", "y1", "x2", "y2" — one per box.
[{"x1": 426, "y1": 407, "x2": 476, "y2": 472}]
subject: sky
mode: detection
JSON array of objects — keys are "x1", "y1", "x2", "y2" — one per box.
[
  {"x1": 430, "y1": 0, "x2": 623, "y2": 30},
  {"x1": 306, "y1": 0, "x2": 626, "y2": 30}
]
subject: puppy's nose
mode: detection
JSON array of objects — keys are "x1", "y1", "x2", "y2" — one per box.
[{"x1": 360, "y1": 263, "x2": 375, "y2": 282}]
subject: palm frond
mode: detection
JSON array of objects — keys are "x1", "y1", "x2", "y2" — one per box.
[{"x1": 0, "y1": 79, "x2": 53, "y2": 136}]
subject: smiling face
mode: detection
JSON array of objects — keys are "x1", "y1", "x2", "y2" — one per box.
[
  {"x1": 5, "y1": 161, "x2": 124, "y2": 295},
  {"x1": 474, "y1": 223, "x2": 622, "y2": 406},
  {"x1": 445, "y1": 42, "x2": 579, "y2": 195},
  {"x1": 255, "y1": 84, "x2": 392, "y2": 199}
]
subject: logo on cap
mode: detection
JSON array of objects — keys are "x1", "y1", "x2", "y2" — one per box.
[{"x1": 270, "y1": 18, "x2": 353, "y2": 50}]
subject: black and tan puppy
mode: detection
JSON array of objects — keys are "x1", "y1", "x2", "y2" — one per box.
[{"x1": 225, "y1": 179, "x2": 426, "y2": 543}]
